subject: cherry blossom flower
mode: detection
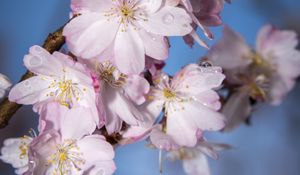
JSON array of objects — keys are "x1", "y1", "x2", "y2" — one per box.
[
  {"x1": 0, "y1": 73, "x2": 12, "y2": 99},
  {"x1": 94, "y1": 61, "x2": 150, "y2": 134},
  {"x1": 144, "y1": 64, "x2": 226, "y2": 147},
  {"x1": 256, "y1": 25, "x2": 300, "y2": 105},
  {"x1": 27, "y1": 130, "x2": 115, "y2": 175},
  {"x1": 209, "y1": 25, "x2": 300, "y2": 105},
  {"x1": 166, "y1": 141, "x2": 231, "y2": 175},
  {"x1": 9, "y1": 46, "x2": 97, "y2": 112},
  {"x1": 64, "y1": 0, "x2": 193, "y2": 74},
  {"x1": 0, "y1": 136, "x2": 33, "y2": 175},
  {"x1": 27, "y1": 105, "x2": 115, "y2": 175},
  {"x1": 207, "y1": 25, "x2": 300, "y2": 130}
]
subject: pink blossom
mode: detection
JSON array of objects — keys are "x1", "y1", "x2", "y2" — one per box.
[
  {"x1": 64, "y1": 0, "x2": 193, "y2": 74},
  {"x1": 27, "y1": 130, "x2": 115, "y2": 175},
  {"x1": 94, "y1": 61, "x2": 150, "y2": 134},
  {"x1": 207, "y1": 25, "x2": 300, "y2": 131},
  {"x1": 256, "y1": 25, "x2": 300, "y2": 104},
  {"x1": 8, "y1": 46, "x2": 97, "y2": 113},
  {"x1": 208, "y1": 25, "x2": 300, "y2": 104},
  {"x1": 0, "y1": 73, "x2": 12, "y2": 99},
  {"x1": 0, "y1": 136, "x2": 33, "y2": 175},
  {"x1": 144, "y1": 64, "x2": 226, "y2": 147}
]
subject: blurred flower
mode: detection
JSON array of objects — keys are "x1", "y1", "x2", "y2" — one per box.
[
  {"x1": 64, "y1": 0, "x2": 193, "y2": 74},
  {"x1": 0, "y1": 136, "x2": 33, "y2": 175},
  {"x1": 166, "y1": 141, "x2": 231, "y2": 175},
  {"x1": 144, "y1": 64, "x2": 225, "y2": 147},
  {"x1": 207, "y1": 25, "x2": 300, "y2": 130},
  {"x1": 256, "y1": 25, "x2": 300, "y2": 105},
  {"x1": 0, "y1": 73, "x2": 11, "y2": 99},
  {"x1": 221, "y1": 88, "x2": 252, "y2": 132}
]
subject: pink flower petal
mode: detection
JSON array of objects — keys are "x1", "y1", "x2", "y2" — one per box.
[
  {"x1": 123, "y1": 75, "x2": 150, "y2": 105},
  {"x1": 8, "y1": 76, "x2": 51, "y2": 105},
  {"x1": 63, "y1": 13, "x2": 119, "y2": 59},
  {"x1": 114, "y1": 26, "x2": 145, "y2": 74},
  {"x1": 78, "y1": 135, "x2": 115, "y2": 162},
  {"x1": 71, "y1": 0, "x2": 113, "y2": 14},
  {"x1": 139, "y1": 29, "x2": 169, "y2": 61},
  {"x1": 139, "y1": 6, "x2": 193, "y2": 36}
]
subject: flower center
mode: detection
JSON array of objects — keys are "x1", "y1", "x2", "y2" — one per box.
[
  {"x1": 18, "y1": 136, "x2": 31, "y2": 159},
  {"x1": 97, "y1": 62, "x2": 127, "y2": 88},
  {"x1": 121, "y1": 5, "x2": 133, "y2": 18},
  {"x1": 47, "y1": 70, "x2": 86, "y2": 108},
  {"x1": 104, "y1": 1, "x2": 148, "y2": 32},
  {"x1": 47, "y1": 139, "x2": 85, "y2": 175},
  {"x1": 163, "y1": 88, "x2": 176, "y2": 99}
]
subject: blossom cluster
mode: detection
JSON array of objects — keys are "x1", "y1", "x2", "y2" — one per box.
[{"x1": 0, "y1": 0, "x2": 300, "y2": 175}]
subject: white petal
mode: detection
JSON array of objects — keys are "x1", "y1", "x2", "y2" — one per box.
[
  {"x1": 71, "y1": 0, "x2": 113, "y2": 14},
  {"x1": 123, "y1": 75, "x2": 150, "y2": 105},
  {"x1": 183, "y1": 153, "x2": 211, "y2": 175},
  {"x1": 167, "y1": 101, "x2": 225, "y2": 147},
  {"x1": 114, "y1": 26, "x2": 145, "y2": 74},
  {"x1": 172, "y1": 64, "x2": 225, "y2": 95},
  {"x1": 0, "y1": 73, "x2": 12, "y2": 91},
  {"x1": 24, "y1": 45, "x2": 64, "y2": 76},
  {"x1": 139, "y1": 29, "x2": 169, "y2": 61},
  {"x1": 78, "y1": 135, "x2": 114, "y2": 162},
  {"x1": 9, "y1": 76, "x2": 52, "y2": 105},
  {"x1": 63, "y1": 13, "x2": 119, "y2": 59},
  {"x1": 102, "y1": 87, "x2": 144, "y2": 134},
  {"x1": 0, "y1": 137, "x2": 32, "y2": 169},
  {"x1": 207, "y1": 25, "x2": 252, "y2": 69},
  {"x1": 139, "y1": 6, "x2": 193, "y2": 36},
  {"x1": 139, "y1": 0, "x2": 163, "y2": 13}
]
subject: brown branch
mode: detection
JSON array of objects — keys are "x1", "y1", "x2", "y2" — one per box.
[{"x1": 0, "y1": 25, "x2": 66, "y2": 128}]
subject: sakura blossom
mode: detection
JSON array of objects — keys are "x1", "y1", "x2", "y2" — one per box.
[
  {"x1": 207, "y1": 25, "x2": 300, "y2": 131},
  {"x1": 256, "y1": 25, "x2": 300, "y2": 105},
  {"x1": 64, "y1": 0, "x2": 193, "y2": 74},
  {"x1": 27, "y1": 102, "x2": 115, "y2": 175},
  {"x1": 144, "y1": 64, "x2": 226, "y2": 147},
  {"x1": 9, "y1": 46, "x2": 97, "y2": 111},
  {"x1": 0, "y1": 73, "x2": 12, "y2": 99},
  {"x1": 27, "y1": 130, "x2": 115, "y2": 175},
  {"x1": 0, "y1": 136, "x2": 33, "y2": 175}
]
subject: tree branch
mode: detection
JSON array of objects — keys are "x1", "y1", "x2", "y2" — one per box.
[{"x1": 0, "y1": 25, "x2": 65, "y2": 128}]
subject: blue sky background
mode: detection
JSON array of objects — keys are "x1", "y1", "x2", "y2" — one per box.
[{"x1": 0, "y1": 0, "x2": 300, "y2": 175}]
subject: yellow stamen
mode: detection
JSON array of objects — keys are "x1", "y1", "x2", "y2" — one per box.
[{"x1": 163, "y1": 89, "x2": 176, "y2": 99}]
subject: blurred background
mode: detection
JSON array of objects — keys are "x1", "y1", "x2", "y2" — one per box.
[{"x1": 0, "y1": 0, "x2": 300, "y2": 174}]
